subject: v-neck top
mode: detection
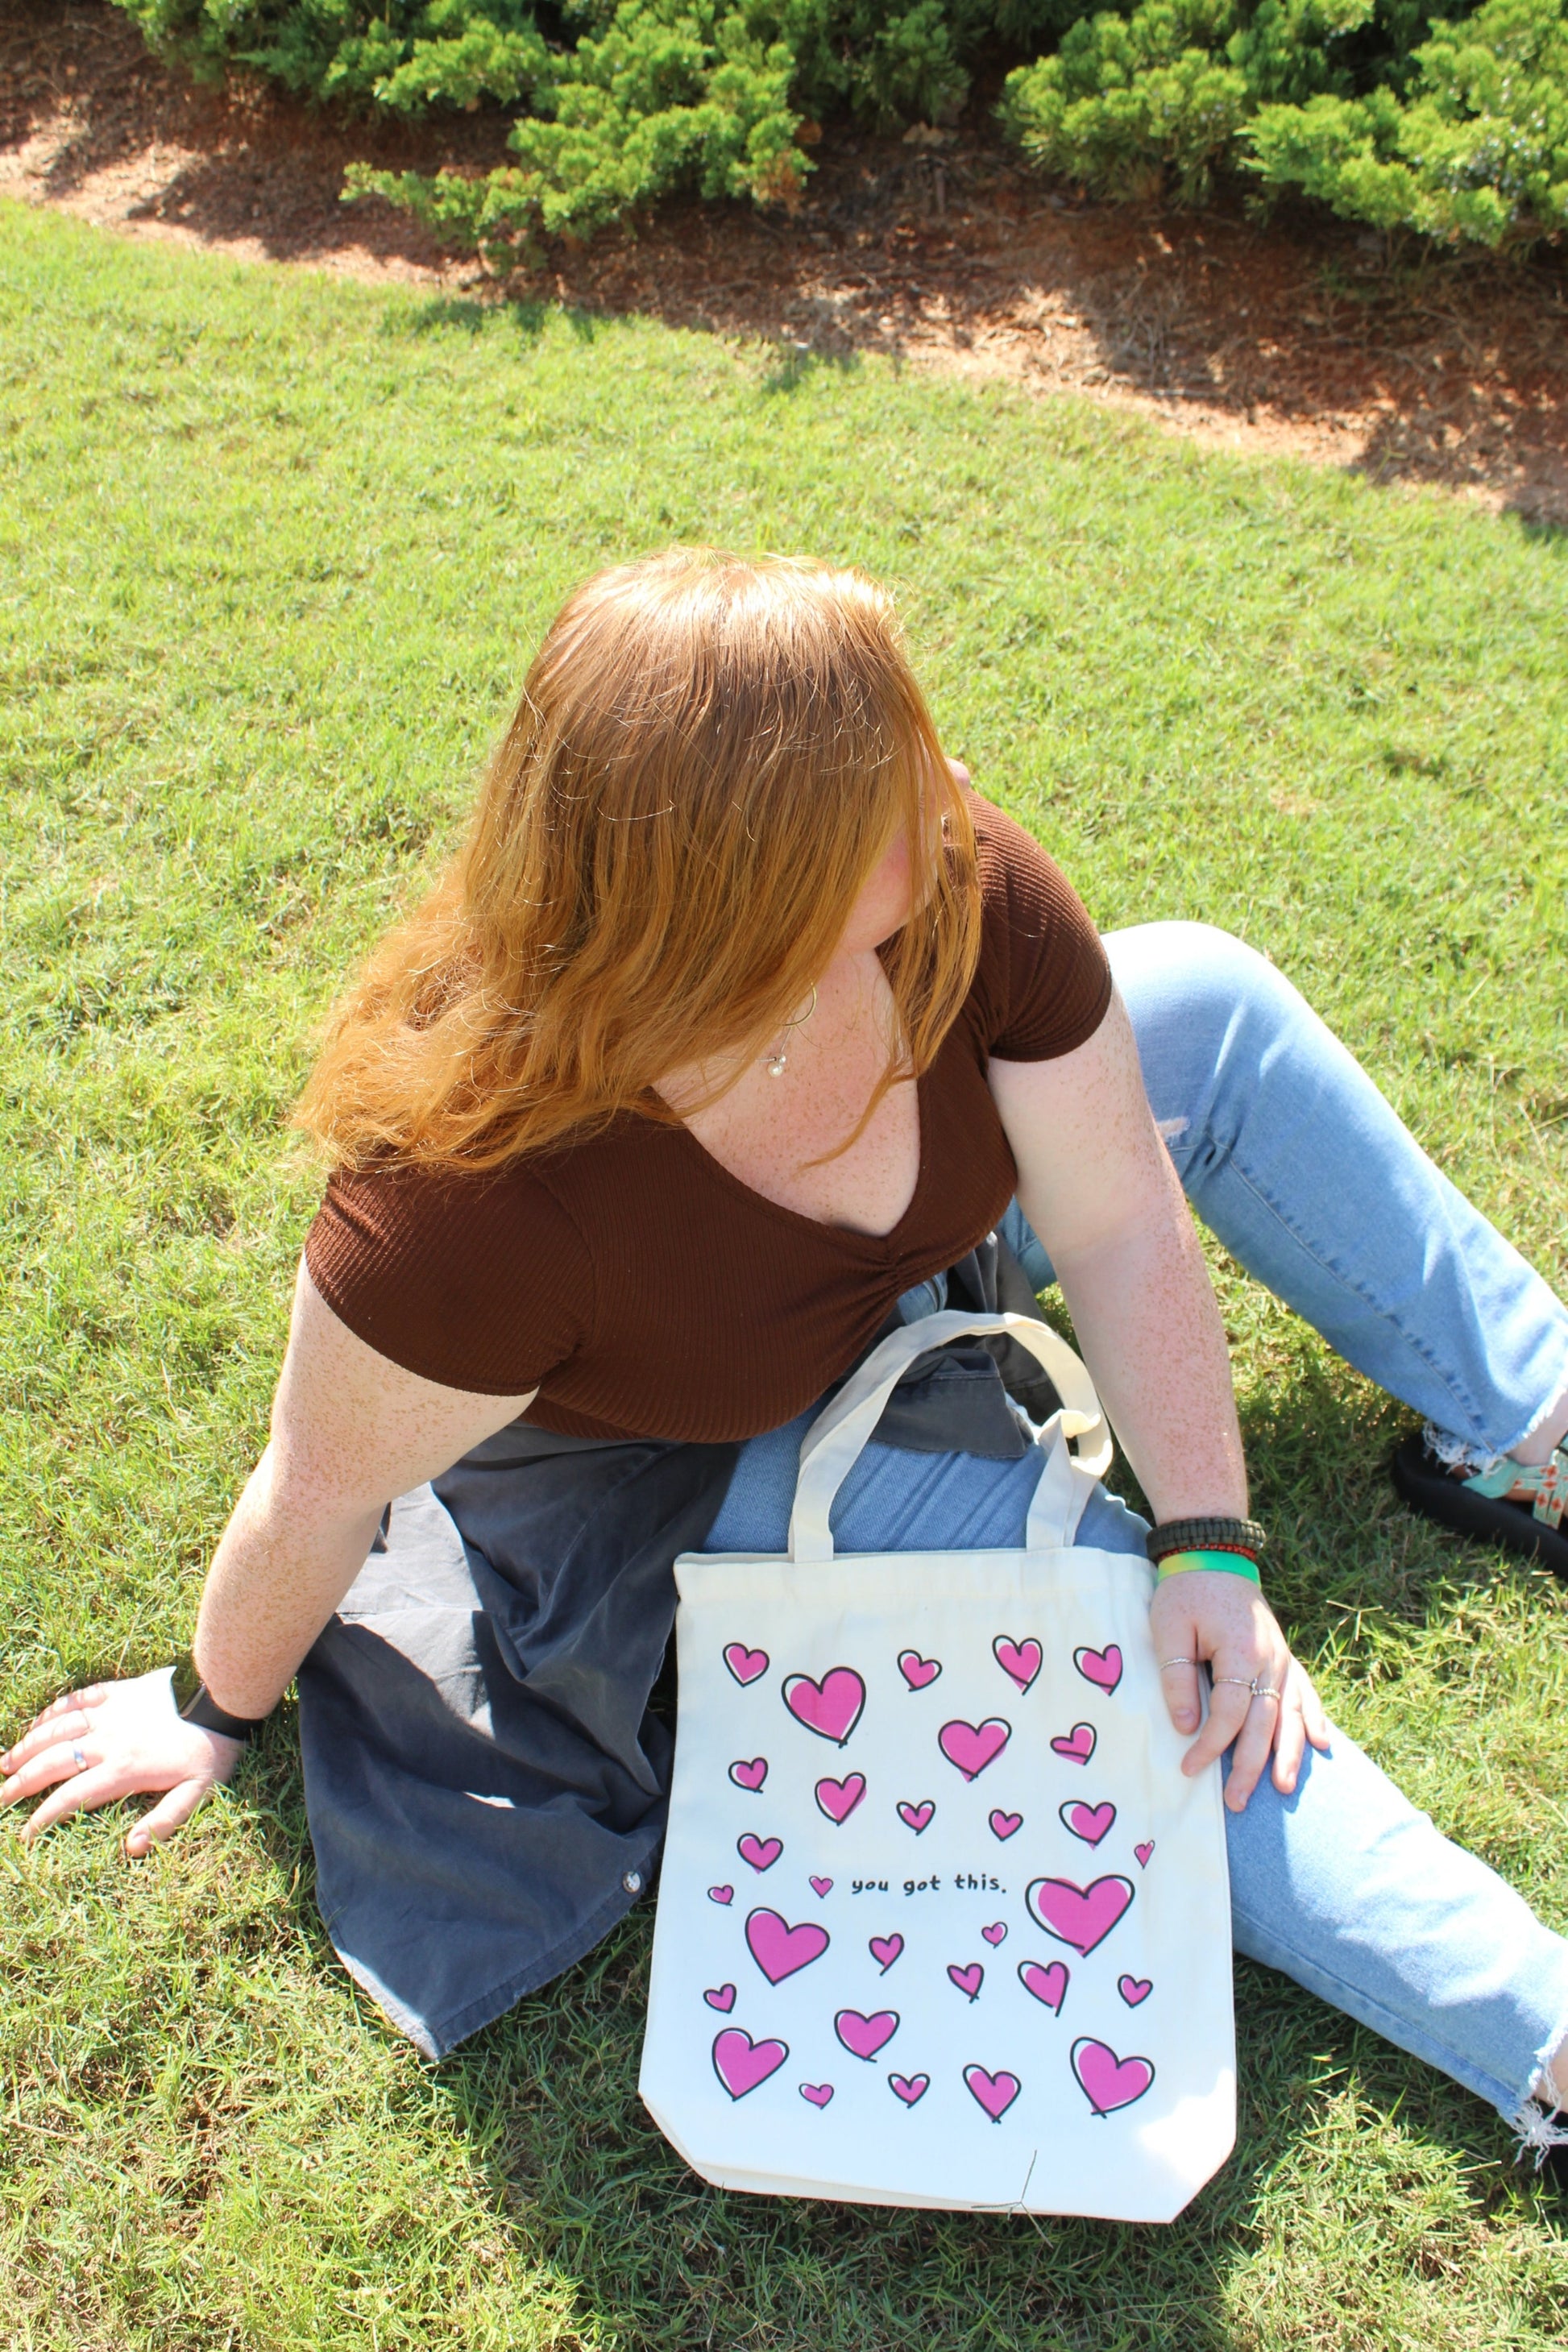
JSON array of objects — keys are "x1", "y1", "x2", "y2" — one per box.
[{"x1": 303, "y1": 794, "x2": 1112, "y2": 1441}]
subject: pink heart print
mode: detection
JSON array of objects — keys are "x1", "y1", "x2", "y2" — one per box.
[
  {"x1": 835, "y1": 2008, "x2": 900, "y2": 2060},
  {"x1": 799, "y1": 2082, "x2": 835, "y2": 2108},
  {"x1": 889, "y1": 2074, "x2": 930, "y2": 2106},
  {"x1": 992, "y1": 1636, "x2": 1042, "y2": 1694},
  {"x1": 947, "y1": 1962, "x2": 985, "y2": 2001},
  {"x1": 963, "y1": 2064, "x2": 1021, "y2": 2124},
  {"x1": 1135, "y1": 1841, "x2": 1155, "y2": 1869},
  {"x1": 1072, "y1": 1644, "x2": 1123, "y2": 1695},
  {"x1": 724, "y1": 1644, "x2": 769, "y2": 1687},
  {"x1": 937, "y1": 1717, "x2": 1012, "y2": 1781},
  {"x1": 988, "y1": 1809, "x2": 1023, "y2": 1842},
  {"x1": 810, "y1": 1876, "x2": 834, "y2": 1898},
  {"x1": 1060, "y1": 1799, "x2": 1117, "y2": 1847},
  {"x1": 737, "y1": 1834, "x2": 782, "y2": 1873},
  {"x1": 728, "y1": 1757, "x2": 768, "y2": 1792},
  {"x1": 1017, "y1": 1959, "x2": 1069, "y2": 2014},
  {"x1": 898, "y1": 1650, "x2": 943, "y2": 1690},
  {"x1": 1025, "y1": 1873, "x2": 1135, "y2": 1956},
  {"x1": 745, "y1": 1906, "x2": 831, "y2": 1984},
  {"x1": 1118, "y1": 1975, "x2": 1153, "y2": 2007},
  {"x1": 1071, "y1": 2035, "x2": 1156, "y2": 2117},
  {"x1": 782, "y1": 1666, "x2": 866, "y2": 1745},
  {"x1": 711, "y1": 2028, "x2": 789, "y2": 2100},
  {"x1": 898, "y1": 1799, "x2": 935, "y2": 1834},
  {"x1": 981, "y1": 1921, "x2": 1007, "y2": 1947},
  {"x1": 703, "y1": 1984, "x2": 736, "y2": 2012},
  {"x1": 815, "y1": 1773, "x2": 867, "y2": 1826},
  {"x1": 1050, "y1": 1723, "x2": 1097, "y2": 1765},
  {"x1": 707, "y1": 1885, "x2": 734, "y2": 1906},
  {"x1": 869, "y1": 1935, "x2": 904, "y2": 1972}
]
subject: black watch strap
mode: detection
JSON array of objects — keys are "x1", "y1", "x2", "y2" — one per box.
[
  {"x1": 1145, "y1": 1515, "x2": 1267, "y2": 1563},
  {"x1": 177, "y1": 1678, "x2": 269, "y2": 1744}
]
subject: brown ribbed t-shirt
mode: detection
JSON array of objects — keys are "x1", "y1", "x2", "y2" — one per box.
[{"x1": 305, "y1": 795, "x2": 1111, "y2": 1441}]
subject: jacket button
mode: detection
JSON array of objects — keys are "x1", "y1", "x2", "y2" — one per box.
[{"x1": 622, "y1": 1869, "x2": 643, "y2": 1895}]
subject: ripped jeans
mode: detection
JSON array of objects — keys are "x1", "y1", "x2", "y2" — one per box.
[{"x1": 707, "y1": 923, "x2": 1568, "y2": 2145}]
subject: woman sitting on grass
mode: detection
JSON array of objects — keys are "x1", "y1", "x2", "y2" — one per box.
[{"x1": 5, "y1": 549, "x2": 1567, "y2": 2153}]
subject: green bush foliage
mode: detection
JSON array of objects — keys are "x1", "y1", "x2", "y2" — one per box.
[{"x1": 111, "y1": 0, "x2": 1568, "y2": 249}]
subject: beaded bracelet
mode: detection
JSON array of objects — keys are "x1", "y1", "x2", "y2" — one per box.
[{"x1": 1154, "y1": 1547, "x2": 1262, "y2": 1587}]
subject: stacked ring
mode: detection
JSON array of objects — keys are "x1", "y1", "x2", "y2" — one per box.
[{"x1": 71, "y1": 1744, "x2": 87, "y2": 1772}]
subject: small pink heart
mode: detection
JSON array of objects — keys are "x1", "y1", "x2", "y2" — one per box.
[
  {"x1": 1071, "y1": 2035, "x2": 1155, "y2": 2117},
  {"x1": 963, "y1": 2064, "x2": 1021, "y2": 2124},
  {"x1": 1050, "y1": 1723, "x2": 1097, "y2": 1765},
  {"x1": 981, "y1": 1921, "x2": 1006, "y2": 1947},
  {"x1": 992, "y1": 1636, "x2": 1042, "y2": 1694},
  {"x1": 711, "y1": 2027, "x2": 788, "y2": 2100},
  {"x1": 1060, "y1": 1799, "x2": 1117, "y2": 1848},
  {"x1": 707, "y1": 1885, "x2": 734, "y2": 1906},
  {"x1": 1072, "y1": 1644, "x2": 1123, "y2": 1695},
  {"x1": 1017, "y1": 1959, "x2": 1069, "y2": 2014},
  {"x1": 835, "y1": 2007, "x2": 899, "y2": 2060},
  {"x1": 724, "y1": 1644, "x2": 769, "y2": 1687},
  {"x1": 869, "y1": 1934, "x2": 904, "y2": 1972},
  {"x1": 988, "y1": 1809, "x2": 1023, "y2": 1841},
  {"x1": 782, "y1": 1666, "x2": 866, "y2": 1745},
  {"x1": 799, "y1": 2081, "x2": 834, "y2": 2108},
  {"x1": 937, "y1": 1716, "x2": 1012, "y2": 1781},
  {"x1": 947, "y1": 1961, "x2": 984, "y2": 2001},
  {"x1": 728, "y1": 1757, "x2": 768, "y2": 1792},
  {"x1": 898, "y1": 1650, "x2": 943, "y2": 1690},
  {"x1": 815, "y1": 1773, "x2": 867, "y2": 1826},
  {"x1": 1135, "y1": 1841, "x2": 1155, "y2": 1869},
  {"x1": 1118, "y1": 1975, "x2": 1153, "y2": 2007},
  {"x1": 1025, "y1": 1873, "x2": 1135, "y2": 1957},
  {"x1": 703, "y1": 1983, "x2": 736, "y2": 2012},
  {"x1": 745, "y1": 1907, "x2": 830, "y2": 1984},
  {"x1": 889, "y1": 2073, "x2": 929, "y2": 2106},
  {"x1": 897, "y1": 1799, "x2": 935, "y2": 1834},
  {"x1": 810, "y1": 1875, "x2": 834, "y2": 1899},
  {"x1": 737, "y1": 1834, "x2": 782, "y2": 1873}
]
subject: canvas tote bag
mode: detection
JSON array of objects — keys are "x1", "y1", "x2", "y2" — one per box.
[{"x1": 640, "y1": 1311, "x2": 1235, "y2": 2221}]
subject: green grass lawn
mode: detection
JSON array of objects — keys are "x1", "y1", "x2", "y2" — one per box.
[{"x1": 3, "y1": 196, "x2": 1567, "y2": 2351}]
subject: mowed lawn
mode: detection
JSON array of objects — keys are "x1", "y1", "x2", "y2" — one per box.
[{"x1": 2, "y1": 197, "x2": 1567, "y2": 2351}]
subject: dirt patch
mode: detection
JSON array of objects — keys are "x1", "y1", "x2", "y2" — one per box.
[{"x1": 6, "y1": 0, "x2": 1568, "y2": 523}]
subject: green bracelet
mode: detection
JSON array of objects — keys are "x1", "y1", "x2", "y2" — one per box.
[{"x1": 1154, "y1": 1547, "x2": 1262, "y2": 1587}]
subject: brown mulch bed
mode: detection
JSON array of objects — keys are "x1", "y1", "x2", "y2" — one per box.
[{"x1": 6, "y1": 0, "x2": 1568, "y2": 522}]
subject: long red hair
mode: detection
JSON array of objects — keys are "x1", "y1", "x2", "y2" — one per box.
[{"x1": 295, "y1": 549, "x2": 981, "y2": 1169}]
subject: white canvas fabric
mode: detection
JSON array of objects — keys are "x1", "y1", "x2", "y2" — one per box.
[{"x1": 640, "y1": 1313, "x2": 1236, "y2": 2221}]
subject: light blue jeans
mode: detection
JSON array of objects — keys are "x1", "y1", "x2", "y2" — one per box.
[{"x1": 707, "y1": 923, "x2": 1568, "y2": 2146}]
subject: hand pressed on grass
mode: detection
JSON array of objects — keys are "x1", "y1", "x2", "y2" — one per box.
[
  {"x1": 1148, "y1": 1570, "x2": 1330, "y2": 1813},
  {"x1": 0, "y1": 1668, "x2": 244, "y2": 1855}
]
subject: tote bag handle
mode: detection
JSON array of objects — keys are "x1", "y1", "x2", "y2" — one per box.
[{"x1": 789, "y1": 1311, "x2": 1113, "y2": 1563}]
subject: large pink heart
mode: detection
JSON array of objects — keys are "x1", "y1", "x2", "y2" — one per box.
[
  {"x1": 782, "y1": 1667, "x2": 866, "y2": 1745},
  {"x1": 834, "y1": 2007, "x2": 899, "y2": 2060},
  {"x1": 1060, "y1": 1799, "x2": 1117, "y2": 1848},
  {"x1": 898, "y1": 1650, "x2": 943, "y2": 1690},
  {"x1": 993, "y1": 1635, "x2": 1042, "y2": 1693},
  {"x1": 1071, "y1": 2036, "x2": 1155, "y2": 2117},
  {"x1": 711, "y1": 2027, "x2": 788, "y2": 2100},
  {"x1": 724, "y1": 1644, "x2": 769, "y2": 1687},
  {"x1": 1025, "y1": 1873, "x2": 1135, "y2": 1956},
  {"x1": 1017, "y1": 1959, "x2": 1069, "y2": 2014},
  {"x1": 869, "y1": 1934, "x2": 904, "y2": 1972},
  {"x1": 937, "y1": 1717, "x2": 1012, "y2": 1781},
  {"x1": 897, "y1": 1798, "x2": 935, "y2": 1834},
  {"x1": 963, "y1": 2064, "x2": 1021, "y2": 2123},
  {"x1": 1049, "y1": 1723, "x2": 1096, "y2": 1765},
  {"x1": 728, "y1": 1757, "x2": 768, "y2": 1792},
  {"x1": 736, "y1": 1833, "x2": 782, "y2": 1873},
  {"x1": 745, "y1": 1906, "x2": 831, "y2": 1984},
  {"x1": 947, "y1": 1961, "x2": 984, "y2": 2001},
  {"x1": 815, "y1": 1773, "x2": 867, "y2": 1826},
  {"x1": 1072, "y1": 1644, "x2": 1123, "y2": 1695}
]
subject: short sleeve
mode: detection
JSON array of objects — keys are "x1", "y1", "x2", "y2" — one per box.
[
  {"x1": 304, "y1": 1159, "x2": 595, "y2": 1396},
  {"x1": 964, "y1": 793, "x2": 1113, "y2": 1060}
]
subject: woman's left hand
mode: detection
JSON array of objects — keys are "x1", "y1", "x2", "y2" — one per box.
[{"x1": 1147, "y1": 1570, "x2": 1329, "y2": 1812}]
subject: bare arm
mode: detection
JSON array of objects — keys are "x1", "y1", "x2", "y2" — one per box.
[
  {"x1": 2, "y1": 1260, "x2": 534, "y2": 1847},
  {"x1": 990, "y1": 994, "x2": 1328, "y2": 1810}
]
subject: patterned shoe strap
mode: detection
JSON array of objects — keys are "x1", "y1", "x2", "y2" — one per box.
[{"x1": 1465, "y1": 1441, "x2": 1568, "y2": 1529}]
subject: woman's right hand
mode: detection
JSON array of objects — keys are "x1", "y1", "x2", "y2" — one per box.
[{"x1": 1, "y1": 1670, "x2": 245, "y2": 1856}]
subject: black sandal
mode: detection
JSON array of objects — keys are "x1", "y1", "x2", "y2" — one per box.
[{"x1": 1391, "y1": 1433, "x2": 1568, "y2": 1580}]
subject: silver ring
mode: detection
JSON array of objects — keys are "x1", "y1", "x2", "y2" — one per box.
[
  {"x1": 71, "y1": 1744, "x2": 87, "y2": 1773},
  {"x1": 1213, "y1": 1676, "x2": 1254, "y2": 1690},
  {"x1": 1158, "y1": 1657, "x2": 1197, "y2": 1671},
  {"x1": 1250, "y1": 1682, "x2": 1282, "y2": 1704}
]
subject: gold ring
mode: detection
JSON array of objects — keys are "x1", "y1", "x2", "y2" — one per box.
[{"x1": 1158, "y1": 1657, "x2": 1197, "y2": 1671}]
